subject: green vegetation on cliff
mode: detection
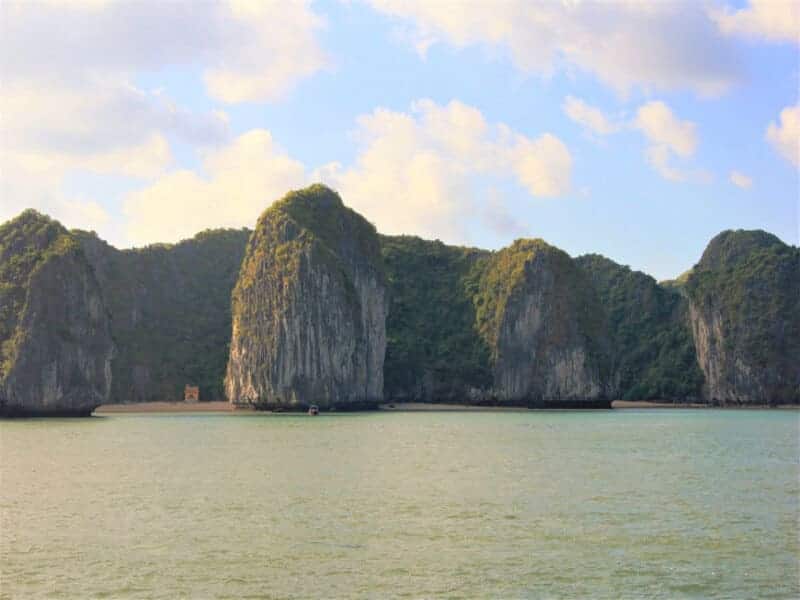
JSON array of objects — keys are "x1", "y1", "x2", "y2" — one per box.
[
  {"x1": 382, "y1": 236, "x2": 609, "y2": 403},
  {"x1": 659, "y1": 269, "x2": 692, "y2": 294},
  {"x1": 576, "y1": 254, "x2": 703, "y2": 401},
  {"x1": 471, "y1": 240, "x2": 605, "y2": 360},
  {"x1": 1, "y1": 210, "x2": 114, "y2": 415},
  {"x1": 0, "y1": 211, "x2": 82, "y2": 377},
  {"x1": 5, "y1": 201, "x2": 794, "y2": 410},
  {"x1": 236, "y1": 184, "x2": 383, "y2": 305},
  {"x1": 686, "y1": 230, "x2": 799, "y2": 335},
  {"x1": 381, "y1": 235, "x2": 492, "y2": 400},
  {"x1": 474, "y1": 240, "x2": 610, "y2": 391},
  {"x1": 272, "y1": 184, "x2": 382, "y2": 266},
  {"x1": 227, "y1": 184, "x2": 387, "y2": 408},
  {"x1": 685, "y1": 230, "x2": 799, "y2": 403},
  {"x1": 75, "y1": 227, "x2": 250, "y2": 402}
]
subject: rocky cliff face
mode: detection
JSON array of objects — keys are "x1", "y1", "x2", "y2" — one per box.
[
  {"x1": 381, "y1": 236, "x2": 608, "y2": 407},
  {"x1": 75, "y1": 227, "x2": 250, "y2": 403},
  {"x1": 473, "y1": 240, "x2": 609, "y2": 407},
  {"x1": 0, "y1": 211, "x2": 113, "y2": 416},
  {"x1": 576, "y1": 254, "x2": 703, "y2": 402},
  {"x1": 381, "y1": 235, "x2": 492, "y2": 402},
  {"x1": 5, "y1": 201, "x2": 793, "y2": 414},
  {"x1": 225, "y1": 185, "x2": 388, "y2": 410},
  {"x1": 382, "y1": 237, "x2": 610, "y2": 407},
  {"x1": 685, "y1": 230, "x2": 799, "y2": 405}
]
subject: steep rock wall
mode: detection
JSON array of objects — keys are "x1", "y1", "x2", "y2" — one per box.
[
  {"x1": 576, "y1": 254, "x2": 704, "y2": 402},
  {"x1": 685, "y1": 230, "x2": 799, "y2": 404},
  {"x1": 475, "y1": 240, "x2": 609, "y2": 406},
  {"x1": 225, "y1": 185, "x2": 387, "y2": 410},
  {"x1": 382, "y1": 237, "x2": 610, "y2": 407},
  {"x1": 75, "y1": 228, "x2": 250, "y2": 403},
  {"x1": 0, "y1": 211, "x2": 113, "y2": 416},
  {"x1": 381, "y1": 235, "x2": 492, "y2": 402}
]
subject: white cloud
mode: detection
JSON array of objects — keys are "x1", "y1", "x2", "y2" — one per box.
[
  {"x1": 0, "y1": 78, "x2": 228, "y2": 194},
  {"x1": 766, "y1": 104, "x2": 800, "y2": 166},
  {"x1": 634, "y1": 101, "x2": 697, "y2": 157},
  {"x1": 714, "y1": 0, "x2": 800, "y2": 44},
  {"x1": 123, "y1": 130, "x2": 306, "y2": 246},
  {"x1": 0, "y1": 1, "x2": 323, "y2": 170},
  {"x1": 730, "y1": 171, "x2": 753, "y2": 188},
  {"x1": 512, "y1": 134, "x2": 572, "y2": 197},
  {"x1": 482, "y1": 190, "x2": 529, "y2": 238},
  {"x1": 203, "y1": 1, "x2": 327, "y2": 103},
  {"x1": 562, "y1": 96, "x2": 712, "y2": 183},
  {"x1": 123, "y1": 99, "x2": 569, "y2": 248},
  {"x1": 0, "y1": 0, "x2": 325, "y2": 240},
  {"x1": 642, "y1": 145, "x2": 685, "y2": 183},
  {"x1": 329, "y1": 99, "x2": 572, "y2": 242},
  {"x1": 562, "y1": 96, "x2": 619, "y2": 136},
  {"x1": 1, "y1": 0, "x2": 326, "y2": 103},
  {"x1": 0, "y1": 79, "x2": 231, "y2": 209},
  {"x1": 4, "y1": 81, "x2": 227, "y2": 155},
  {"x1": 365, "y1": 0, "x2": 742, "y2": 96},
  {"x1": 54, "y1": 198, "x2": 112, "y2": 232},
  {"x1": 0, "y1": 172, "x2": 112, "y2": 238},
  {"x1": 5, "y1": 96, "x2": 571, "y2": 248},
  {"x1": 634, "y1": 101, "x2": 708, "y2": 182},
  {"x1": 3, "y1": 133, "x2": 171, "y2": 183},
  {"x1": 0, "y1": 126, "x2": 170, "y2": 247}
]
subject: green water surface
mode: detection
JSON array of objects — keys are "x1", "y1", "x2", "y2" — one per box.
[{"x1": 1, "y1": 409, "x2": 798, "y2": 598}]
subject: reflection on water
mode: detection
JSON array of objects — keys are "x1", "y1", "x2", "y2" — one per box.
[{"x1": 1, "y1": 409, "x2": 798, "y2": 598}]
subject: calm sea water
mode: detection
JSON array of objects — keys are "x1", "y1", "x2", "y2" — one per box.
[{"x1": 1, "y1": 409, "x2": 798, "y2": 599}]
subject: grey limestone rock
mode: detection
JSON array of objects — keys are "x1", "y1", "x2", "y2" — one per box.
[{"x1": 225, "y1": 185, "x2": 388, "y2": 410}]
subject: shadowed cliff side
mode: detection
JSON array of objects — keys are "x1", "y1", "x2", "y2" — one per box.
[
  {"x1": 225, "y1": 184, "x2": 388, "y2": 410},
  {"x1": 576, "y1": 254, "x2": 704, "y2": 402},
  {"x1": 381, "y1": 236, "x2": 492, "y2": 402},
  {"x1": 382, "y1": 236, "x2": 611, "y2": 407},
  {"x1": 471, "y1": 240, "x2": 610, "y2": 407},
  {"x1": 0, "y1": 211, "x2": 114, "y2": 416},
  {"x1": 75, "y1": 227, "x2": 250, "y2": 403},
  {"x1": 684, "y1": 230, "x2": 799, "y2": 405},
  {"x1": 4, "y1": 202, "x2": 794, "y2": 414}
]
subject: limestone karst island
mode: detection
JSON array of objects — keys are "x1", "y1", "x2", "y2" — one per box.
[
  {"x1": 4, "y1": 1, "x2": 800, "y2": 598},
  {"x1": 1, "y1": 185, "x2": 797, "y2": 417}
]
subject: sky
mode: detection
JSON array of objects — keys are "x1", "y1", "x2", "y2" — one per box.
[{"x1": 1, "y1": 0, "x2": 798, "y2": 281}]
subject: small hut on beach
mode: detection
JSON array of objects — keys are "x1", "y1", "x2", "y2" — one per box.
[{"x1": 184, "y1": 385, "x2": 199, "y2": 402}]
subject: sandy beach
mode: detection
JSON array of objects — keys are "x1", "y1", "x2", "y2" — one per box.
[
  {"x1": 380, "y1": 402, "x2": 530, "y2": 412},
  {"x1": 380, "y1": 401, "x2": 797, "y2": 410},
  {"x1": 94, "y1": 401, "x2": 240, "y2": 414},
  {"x1": 612, "y1": 400, "x2": 798, "y2": 409},
  {"x1": 612, "y1": 400, "x2": 706, "y2": 409},
  {"x1": 93, "y1": 400, "x2": 798, "y2": 414},
  {"x1": 94, "y1": 401, "x2": 532, "y2": 414}
]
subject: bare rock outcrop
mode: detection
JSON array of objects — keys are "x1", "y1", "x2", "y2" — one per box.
[
  {"x1": 474, "y1": 240, "x2": 610, "y2": 407},
  {"x1": 381, "y1": 236, "x2": 610, "y2": 407},
  {"x1": 0, "y1": 211, "x2": 113, "y2": 416},
  {"x1": 225, "y1": 185, "x2": 388, "y2": 410},
  {"x1": 685, "y1": 230, "x2": 799, "y2": 405}
]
